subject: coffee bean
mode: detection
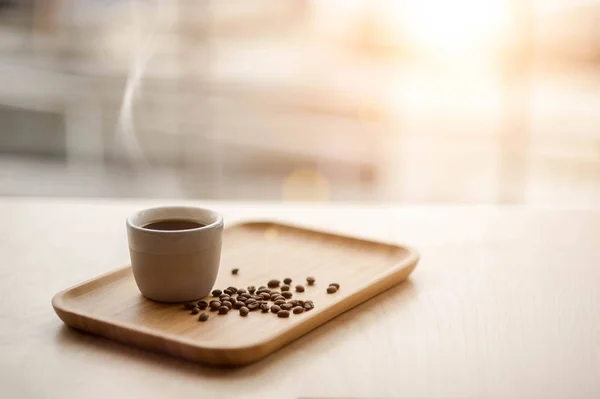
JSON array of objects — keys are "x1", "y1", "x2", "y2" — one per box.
[
  {"x1": 248, "y1": 302, "x2": 259, "y2": 311},
  {"x1": 281, "y1": 285, "x2": 290, "y2": 292},
  {"x1": 297, "y1": 300, "x2": 304, "y2": 306},
  {"x1": 240, "y1": 293, "x2": 251, "y2": 299},
  {"x1": 260, "y1": 292, "x2": 271, "y2": 300},
  {"x1": 211, "y1": 289, "x2": 222, "y2": 297},
  {"x1": 282, "y1": 291, "x2": 293, "y2": 299},
  {"x1": 271, "y1": 305, "x2": 281, "y2": 314},
  {"x1": 183, "y1": 302, "x2": 196, "y2": 310},
  {"x1": 197, "y1": 300, "x2": 208, "y2": 310},
  {"x1": 237, "y1": 288, "x2": 247, "y2": 295},
  {"x1": 219, "y1": 294, "x2": 230, "y2": 301},
  {"x1": 306, "y1": 276, "x2": 316, "y2": 285},
  {"x1": 246, "y1": 298, "x2": 257, "y2": 305},
  {"x1": 283, "y1": 277, "x2": 292, "y2": 285},
  {"x1": 293, "y1": 306, "x2": 304, "y2": 314},
  {"x1": 295, "y1": 285, "x2": 305, "y2": 293},
  {"x1": 252, "y1": 295, "x2": 262, "y2": 301},
  {"x1": 329, "y1": 283, "x2": 340, "y2": 289},
  {"x1": 198, "y1": 312, "x2": 209, "y2": 322},
  {"x1": 232, "y1": 268, "x2": 239, "y2": 275},
  {"x1": 281, "y1": 303, "x2": 293, "y2": 311},
  {"x1": 327, "y1": 286, "x2": 338, "y2": 294},
  {"x1": 222, "y1": 300, "x2": 233, "y2": 309},
  {"x1": 274, "y1": 299, "x2": 286, "y2": 306},
  {"x1": 224, "y1": 289, "x2": 235, "y2": 296},
  {"x1": 218, "y1": 306, "x2": 229, "y2": 315},
  {"x1": 260, "y1": 303, "x2": 269, "y2": 313},
  {"x1": 277, "y1": 310, "x2": 290, "y2": 318},
  {"x1": 191, "y1": 307, "x2": 200, "y2": 315},
  {"x1": 233, "y1": 301, "x2": 244, "y2": 309},
  {"x1": 248, "y1": 286, "x2": 256, "y2": 294},
  {"x1": 239, "y1": 306, "x2": 249, "y2": 316},
  {"x1": 289, "y1": 300, "x2": 298, "y2": 307},
  {"x1": 304, "y1": 303, "x2": 314, "y2": 311},
  {"x1": 210, "y1": 301, "x2": 221, "y2": 310},
  {"x1": 268, "y1": 279, "x2": 280, "y2": 288},
  {"x1": 256, "y1": 288, "x2": 269, "y2": 295}
]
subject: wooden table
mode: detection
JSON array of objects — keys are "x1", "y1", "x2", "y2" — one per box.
[{"x1": 1, "y1": 198, "x2": 599, "y2": 398}]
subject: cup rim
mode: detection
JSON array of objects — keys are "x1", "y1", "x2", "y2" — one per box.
[{"x1": 126, "y1": 205, "x2": 223, "y2": 234}]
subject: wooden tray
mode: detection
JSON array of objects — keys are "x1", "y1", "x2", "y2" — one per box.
[{"x1": 52, "y1": 221, "x2": 419, "y2": 366}]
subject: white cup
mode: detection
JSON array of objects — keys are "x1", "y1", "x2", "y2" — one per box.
[{"x1": 126, "y1": 206, "x2": 223, "y2": 302}]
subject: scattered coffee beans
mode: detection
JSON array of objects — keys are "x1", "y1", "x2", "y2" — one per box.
[
  {"x1": 268, "y1": 279, "x2": 280, "y2": 288},
  {"x1": 329, "y1": 283, "x2": 340, "y2": 289},
  {"x1": 293, "y1": 306, "x2": 304, "y2": 314},
  {"x1": 260, "y1": 292, "x2": 271, "y2": 300},
  {"x1": 218, "y1": 306, "x2": 229, "y2": 315},
  {"x1": 327, "y1": 286, "x2": 337, "y2": 294},
  {"x1": 186, "y1": 276, "x2": 323, "y2": 322}
]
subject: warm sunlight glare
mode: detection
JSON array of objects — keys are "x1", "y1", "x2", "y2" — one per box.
[{"x1": 381, "y1": 0, "x2": 509, "y2": 56}]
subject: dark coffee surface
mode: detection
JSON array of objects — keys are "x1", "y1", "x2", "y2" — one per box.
[{"x1": 143, "y1": 219, "x2": 205, "y2": 231}]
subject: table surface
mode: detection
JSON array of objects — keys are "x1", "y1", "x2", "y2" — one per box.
[{"x1": 1, "y1": 198, "x2": 599, "y2": 399}]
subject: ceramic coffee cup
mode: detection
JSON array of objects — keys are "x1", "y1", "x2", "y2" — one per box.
[{"x1": 126, "y1": 206, "x2": 223, "y2": 302}]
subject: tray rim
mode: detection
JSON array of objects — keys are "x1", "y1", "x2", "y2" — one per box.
[{"x1": 52, "y1": 220, "x2": 419, "y2": 363}]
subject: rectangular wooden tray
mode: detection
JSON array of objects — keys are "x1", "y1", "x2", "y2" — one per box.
[{"x1": 52, "y1": 221, "x2": 419, "y2": 366}]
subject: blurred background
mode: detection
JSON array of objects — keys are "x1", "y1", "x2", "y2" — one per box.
[{"x1": 1, "y1": 0, "x2": 599, "y2": 204}]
